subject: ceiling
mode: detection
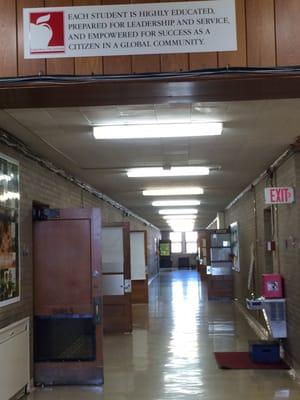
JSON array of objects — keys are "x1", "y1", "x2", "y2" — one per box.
[{"x1": 0, "y1": 98, "x2": 299, "y2": 229}]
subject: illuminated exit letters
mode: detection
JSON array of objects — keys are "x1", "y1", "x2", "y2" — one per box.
[{"x1": 264, "y1": 187, "x2": 295, "y2": 205}]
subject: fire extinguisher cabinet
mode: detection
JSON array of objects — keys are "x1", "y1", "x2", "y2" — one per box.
[{"x1": 262, "y1": 274, "x2": 283, "y2": 298}]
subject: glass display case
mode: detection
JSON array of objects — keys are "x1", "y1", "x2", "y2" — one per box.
[{"x1": 207, "y1": 230, "x2": 233, "y2": 299}]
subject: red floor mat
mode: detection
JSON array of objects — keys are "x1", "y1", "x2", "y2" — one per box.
[{"x1": 214, "y1": 352, "x2": 290, "y2": 369}]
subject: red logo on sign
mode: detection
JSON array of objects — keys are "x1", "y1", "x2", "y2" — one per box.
[{"x1": 29, "y1": 12, "x2": 65, "y2": 54}]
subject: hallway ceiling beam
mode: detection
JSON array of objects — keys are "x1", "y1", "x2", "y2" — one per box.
[{"x1": 0, "y1": 72, "x2": 300, "y2": 109}]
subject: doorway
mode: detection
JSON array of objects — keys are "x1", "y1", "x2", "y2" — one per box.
[
  {"x1": 102, "y1": 223, "x2": 132, "y2": 333},
  {"x1": 264, "y1": 207, "x2": 274, "y2": 274},
  {"x1": 130, "y1": 230, "x2": 148, "y2": 303}
]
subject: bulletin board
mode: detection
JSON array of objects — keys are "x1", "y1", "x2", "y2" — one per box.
[
  {"x1": 159, "y1": 242, "x2": 171, "y2": 257},
  {"x1": 230, "y1": 221, "x2": 240, "y2": 272},
  {"x1": 0, "y1": 154, "x2": 20, "y2": 306}
]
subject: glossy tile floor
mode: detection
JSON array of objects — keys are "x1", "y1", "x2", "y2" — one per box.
[{"x1": 28, "y1": 270, "x2": 300, "y2": 399}]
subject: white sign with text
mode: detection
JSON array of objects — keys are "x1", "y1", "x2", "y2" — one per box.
[
  {"x1": 264, "y1": 187, "x2": 295, "y2": 205},
  {"x1": 23, "y1": 0, "x2": 237, "y2": 59}
]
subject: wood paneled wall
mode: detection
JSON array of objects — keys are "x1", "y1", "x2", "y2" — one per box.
[
  {"x1": 2, "y1": 0, "x2": 300, "y2": 76},
  {"x1": 0, "y1": 0, "x2": 18, "y2": 77}
]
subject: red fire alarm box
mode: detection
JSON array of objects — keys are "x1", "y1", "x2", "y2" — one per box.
[{"x1": 262, "y1": 274, "x2": 283, "y2": 298}]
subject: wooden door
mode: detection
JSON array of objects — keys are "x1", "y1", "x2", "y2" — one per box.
[
  {"x1": 102, "y1": 223, "x2": 132, "y2": 333},
  {"x1": 130, "y1": 231, "x2": 148, "y2": 304},
  {"x1": 33, "y1": 208, "x2": 103, "y2": 385}
]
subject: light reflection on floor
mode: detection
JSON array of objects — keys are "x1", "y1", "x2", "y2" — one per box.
[
  {"x1": 29, "y1": 270, "x2": 300, "y2": 400},
  {"x1": 273, "y1": 389, "x2": 291, "y2": 399},
  {"x1": 164, "y1": 278, "x2": 201, "y2": 396}
]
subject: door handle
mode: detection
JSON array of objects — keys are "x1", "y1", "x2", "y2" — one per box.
[
  {"x1": 124, "y1": 279, "x2": 132, "y2": 293},
  {"x1": 94, "y1": 297, "x2": 101, "y2": 324}
]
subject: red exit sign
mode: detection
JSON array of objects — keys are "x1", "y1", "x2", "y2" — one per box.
[{"x1": 264, "y1": 187, "x2": 294, "y2": 204}]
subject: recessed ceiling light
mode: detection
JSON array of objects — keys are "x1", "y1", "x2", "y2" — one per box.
[
  {"x1": 143, "y1": 187, "x2": 204, "y2": 196},
  {"x1": 127, "y1": 166, "x2": 209, "y2": 177},
  {"x1": 93, "y1": 122, "x2": 222, "y2": 139},
  {"x1": 159, "y1": 209, "x2": 198, "y2": 215},
  {"x1": 163, "y1": 215, "x2": 197, "y2": 220},
  {"x1": 152, "y1": 200, "x2": 200, "y2": 207}
]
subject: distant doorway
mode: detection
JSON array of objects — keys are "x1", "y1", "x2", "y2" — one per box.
[{"x1": 264, "y1": 208, "x2": 274, "y2": 274}]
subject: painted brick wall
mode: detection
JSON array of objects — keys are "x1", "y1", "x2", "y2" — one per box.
[
  {"x1": 225, "y1": 189, "x2": 256, "y2": 301},
  {"x1": 277, "y1": 155, "x2": 299, "y2": 361},
  {"x1": 0, "y1": 142, "x2": 160, "y2": 333},
  {"x1": 225, "y1": 153, "x2": 300, "y2": 364}
]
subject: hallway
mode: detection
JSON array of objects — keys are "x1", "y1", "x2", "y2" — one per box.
[{"x1": 29, "y1": 271, "x2": 299, "y2": 400}]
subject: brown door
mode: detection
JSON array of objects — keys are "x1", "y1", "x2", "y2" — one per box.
[
  {"x1": 102, "y1": 223, "x2": 132, "y2": 333},
  {"x1": 33, "y1": 208, "x2": 103, "y2": 385}
]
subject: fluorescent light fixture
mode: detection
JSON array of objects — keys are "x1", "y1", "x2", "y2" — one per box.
[
  {"x1": 167, "y1": 217, "x2": 196, "y2": 223},
  {"x1": 127, "y1": 166, "x2": 209, "y2": 178},
  {"x1": 170, "y1": 227, "x2": 195, "y2": 232},
  {"x1": 169, "y1": 224, "x2": 195, "y2": 230},
  {"x1": 93, "y1": 122, "x2": 222, "y2": 139},
  {"x1": 143, "y1": 187, "x2": 204, "y2": 196},
  {"x1": 163, "y1": 215, "x2": 197, "y2": 220},
  {"x1": 159, "y1": 208, "x2": 198, "y2": 215},
  {"x1": 168, "y1": 222, "x2": 195, "y2": 231},
  {"x1": 168, "y1": 219, "x2": 195, "y2": 225},
  {"x1": 166, "y1": 217, "x2": 196, "y2": 223},
  {"x1": 152, "y1": 200, "x2": 200, "y2": 207},
  {"x1": 170, "y1": 228, "x2": 194, "y2": 232},
  {"x1": 168, "y1": 221, "x2": 195, "y2": 231}
]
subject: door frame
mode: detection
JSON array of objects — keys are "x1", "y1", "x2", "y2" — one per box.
[
  {"x1": 130, "y1": 230, "x2": 148, "y2": 303},
  {"x1": 102, "y1": 222, "x2": 132, "y2": 333}
]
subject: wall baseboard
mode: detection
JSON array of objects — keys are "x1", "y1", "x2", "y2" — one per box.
[
  {"x1": 27, "y1": 379, "x2": 35, "y2": 393},
  {"x1": 148, "y1": 273, "x2": 159, "y2": 286}
]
